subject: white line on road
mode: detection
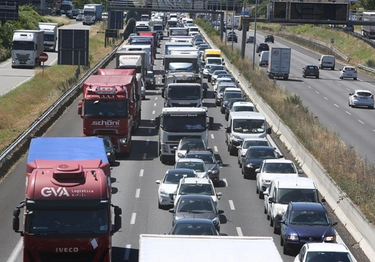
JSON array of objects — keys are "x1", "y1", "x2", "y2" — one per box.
[
  {"x1": 6, "y1": 238, "x2": 22, "y2": 262},
  {"x1": 210, "y1": 134, "x2": 214, "y2": 139},
  {"x1": 334, "y1": 104, "x2": 339, "y2": 108},
  {"x1": 152, "y1": 110, "x2": 155, "y2": 114},
  {"x1": 222, "y1": 178, "x2": 228, "y2": 187},
  {"x1": 214, "y1": 146, "x2": 218, "y2": 152},
  {"x1": 236, "y1": 227, "x2": 243, "y2": 236},
  {"x1": 135, "y1": 188, "x2": 140, "y2": 198},
  {"x1": 154, "y1": 103, "x2": 156, "y2": 106},
  {"x1": 130, "y1": 213, "x2": 136, "y2": 224},
  {"x1": 324, "y1": 97, "x2": 328, "y2": 100},
  {"x1": 139, "y1": 169, "x2": 144, "y2": 177},
  {"x1": 346, "y1": 111, "x2": 351, "y2": 115},
  {"x1": 315, "y1": 90, "x2": 320, "y2": 94},
  {"x1": 358, "y1": 120, "x2": 365, "y2": 124},
  {"x1": 228, "y1": 200, "x2": 235, "y2": 210}
]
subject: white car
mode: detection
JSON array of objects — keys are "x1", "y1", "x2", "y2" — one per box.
[
  {"x1": 213, "y1": 77, "x2": 237, "y2": 92},
  {"x1": 256, "y1": 159, "x2": 303, "y2": 199},
  {"x1": 237, "y1": 137, "x2": 271, "y2": 167},
  {"x1": 294, "y1": 242, "x2": 355, "y2": 262},
  {"x1": 156, "y1": 168, "x2": 198, "y2": 209},
  {"x1": 211, "y1": 70, "x2": 228, "y2": 85},
  {"x1": 339, "y1": 65, "x2": 357, "y2": 80},
  {"x1": 348, "y1": 89, "x2": 374, "y2": 109},
  {"x1": 174, "y1": 158, "x2": 209, "y2": 178},
  {"x1": 173, "y1": 177, "x2": 222, "y2": 209},
  {"x1": 174, "y1": 137, "x2": 207, "y2": 163}
]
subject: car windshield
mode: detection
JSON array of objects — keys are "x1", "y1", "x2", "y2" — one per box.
[
  {"x1": 177, "y1": 199, "x2": 215, "y2": 213},
  {"x1": 179, "y1": 140, "x2": 205, "y2": 150},
  {"x1": 290, "y1": 210, "x2": 329, "y2": 225},
  {"x1": 176, "y1": 161, "x2": 206, "y2": 172},
  {"x1": 233, "y1": 106, "x2": 254, "y2": 112},
  {"x1": 305, "y1": 251, "x2": 353, "y2": 262},
  {"x1": 233, "y1": 119, "x2": 265, "y2": 134},
  {"x1": 242, "y1": 140, "x2": 269, "y2": 149},
  {"x1": 248, "y1": 148, "x2": 276, "y2": 159},
  {"x1": 178, "y1": 184, "x2": 214, "y2": 195},
  {"x1": 262, "y1": 163, "x2": 296, "y2": 173},
  {"x1": 356, "y1": 92, "x2": 372, "y2": 97},
  {"x1": 172, "y1": 222, "x2": 217, "y2": 235},
  {"x1": 164, "y1": 172, "x2": 194, "y2": 184},
  {"x1": 277, "y1": 189, "x2": 318, "y2": 204},
  {"x1": 186, "y1": 153, "x2": 215, "y2": 164}
]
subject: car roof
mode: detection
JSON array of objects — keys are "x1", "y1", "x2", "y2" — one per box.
[
  {"x1": 233, "y1": 101, "x2": 254, "y2": 107},
  {"x1": 289, "y1": 202, "x2": 325, "y2": 211},
  {"x1": 224, "y1": 87, "x2": 242, "y2": 92},
  {"x1": 272, "y1": 177, "x2": 316, "y2": 189},
  {"x1": 179, "y1": 177, "x2": 211, "y2": 184},
  {"x1": 176, "y1": 158, "x2": 205, "y2": 163},
  {"x1": 262, "y1": 159, "x2": 294, "y2": 164},
  {"x1": 304, "y1": 243, "x2": 350, "y2": 252}
]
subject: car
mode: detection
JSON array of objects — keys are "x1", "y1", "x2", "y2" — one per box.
[
  {"x1": 213, "y1": 77, "x2": 237, "y2": 92},
  {"x1": 256, "y1": 42, "x2": 270, "y2": 53},
  {"x1": 237, "y1": 137, "x2": 271, "y2": 168},
  {"x1": 264, "y1": 34, "x2": 274, "y2": 43},
  {"x1": 348, "y1": 89, "x2": 374, "y2": 109},
  {"x1": 264, "y1": 177, "x2": 321, "y2": 234},
  {"x1": 224, "y1": 98, "x2": 248, "y2": 121},
  {"x1": 101, "y1": 136, "x2": 115, "y2": 165},
  {"x1": 76, "y1": 13, "x2": 84, "y2": 21},
  {"x1": 208, "y1": 65, "x2": 226, "y2": 82},
  {"x1": 215, "y1": 82, "x2": 238, "y2": 106},
  {"x1": 318, "y1": 55, "x2": 335, "y2": 70},
  {"x1": 227, "y1": 32, "x2": 238, "y2": 42},
  {"x1": 168, "y1": 218, "x2": 220, "y2": 235},
  {"x1": 193, "y1": 39, "x2": 205, "y2": 47},
  {"x1": 302, "y1": 64, "x2": 320, "y2": 78},
  {"x1": 294, "y1": 242, "x2": 355, "y2": 262},
  {"x1": 174, "y1": 137, "x2": 207, "y2": 163},
  {"x1": 185, "y1": 150, "x2": 222, "y2": 184},
  {"x1": 255, "y1": 159, "x2": 303, "y2": 199},
  {"x1": 339, "y1": 66, "x2": 357, "y2": 80},
  {"x1": 280, "y1": 202, "x2": 338, "y2": 255},
  {"x1": 259, "y1": 51, "x2": 269, "y2": 67},
  {"x1": 173, "y1": 177, "x2": 222, "y2": 210},
  {"x1": 220, "y1": 88, "x2": 244, "y2": 114},
  {"x1": 211, "y1": 70, "x2": 228, "y2": 85},
  {"x1": 242, "y1": 146, "x2": 282, "y2": 179},
  {"x1": 246, "y1": 36, "x2": 255, "y2": 43},
  {"x1": 174, "y1": 158, "x2": 209, "y2": 179},
  {"x1": 202, "y1": 64, "x2": 213, "y2": 78},
  {"x1": 145, "y1": 71, "x2": 155, "y2": 90},
  {"x1": 156, "y1": 168, "x2": 198, "y2": 209},
  {"x1": 169, "y1": 194, "x2": 224, "y2": 231},
  {"x1": 343, "y1": 24, "x2": 354, "y2": 32}
]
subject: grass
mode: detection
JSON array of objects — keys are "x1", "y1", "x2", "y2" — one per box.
[{"x1": 196, "y1": 19, "x2": 375, "y2": 223}]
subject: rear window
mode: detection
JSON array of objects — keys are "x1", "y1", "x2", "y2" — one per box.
[
  {"x1": 307, "y1": 66, "x2": 317, "y2": 70},
  {"x1": 357, "y1": 92, "x2": 372, "y2": 97}
]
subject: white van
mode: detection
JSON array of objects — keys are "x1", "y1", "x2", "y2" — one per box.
[
  {"x1": 263, "y1": 177, "x2": 321, "y2": 234},
  {"x1": 225, "y1": 111, "x2": 272, "y2": 155},
  {"x1": 318, "y1": 55, "x2": 335, "y2": 70},
  {"x1": 259, "y1": 51, "x2": 269, "y2": 67}
]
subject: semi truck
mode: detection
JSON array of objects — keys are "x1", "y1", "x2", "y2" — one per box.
[
  {"x1": 139, "y1": 234, "x2": 283, "y2": 262},
  {"x1": 97, "y1": 68, "x2": 142, "y2": 134},
  {"x1": 361, "y1": 11, "x2": 375, "y2": 38},
  {"x1": 163, "y1": 83, "x2": 203, "y2": 107},
  {"x1": 82, "y1": 3, "x2": 102, "y2": 25},
  {"x1": 267, "y1": 47, "x2": 291, "y2": 80},
  {"x1": 116, "y1": 53, "x2": 146, "y2": 82},
  {"x1": 155, "y1": 107, "x2": 213, "y2": 164},
  {"x1": 13, "y1": 137, "x2": 122, "y2": 262},
  {"x1": 38, "y1": 22, "x2": 58, "y2": 52},
  {"x1": 11, "y1": 30, "x2": 44, "y2": 69},
  {"x1": 119, "y1": 44, "x2": 153, "y2": 71},
  {"x1": 78, "y1": 75, "x2": 134, "y2": 155}
]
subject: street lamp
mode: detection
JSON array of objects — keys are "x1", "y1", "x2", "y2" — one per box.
[
  {"x1": 232, "y1": 0, "x2": 236, "y2": 51},
  {"x1": 252, "y1": 0, "x2": 258, "y2": 70}
]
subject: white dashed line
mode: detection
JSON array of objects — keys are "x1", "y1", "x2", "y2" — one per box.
[
  {"x1": 228, "y1": 200, "x2": 235, "y2": 210},
  {"x1": 315, "y1": 90, "x2": 320, "y2": 94},
  {"x1": 236, "y1": 227, "x2": 243, "y2": 236},
  {"x1": 222, "y1": 178, "x2": 228, "y2": 187},
  {"x1": 334, "y1": 104, "x2": 339, "y2": 108},
  {"x1": 214, "y1": 146, "x2": 218, "y2": 152},
  {"x1": 324, "y1": 97, "x2": 328, "y2": 100},
  {"x1": 210, "y1": 134, "x2": 214, "y2": 139},
  {"x1": 346, "y1": 111, "x2": 351, "y2": 115},
  {"x1": 152, "y1": 110, "x2": 155, "y2": 114},
  {"x1": 130, "y1": 213, "x2": 136, "y2": 224},
  {"x1": 139, "y1": 169, "x2": 144, "y2": 177},
  {"x1": 308, "y1": 85, "x2": 312, "y2": 89},
  {"x1": 358, "y1": 120, "x2": 365, "y2": 125},
  {"x1": 135, "y1": 188, "x2": 140, "y2": 198},
  {"x1": 155, "y1": 97, "x2": 158, "y2": 100},
  {"x1": 154, "y1": 103, "x2": 156, "y2": 106}
]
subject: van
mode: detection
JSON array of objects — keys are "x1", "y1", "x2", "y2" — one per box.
[
  {"x1": 204, "y1": 49, "x2": 222, "y2": 63},
  {"x1": 226, "y1": 111, "x2": 271, "y2": 155},
  {"x1": 318, "y1": 55, "x2": 335, "y2": 70},
  {"x1": 259, "y1": 51, "x2": 269, "y2": 67},
  {"x1": 264, "y1": 177, "x2": 322, "y2": 234}
]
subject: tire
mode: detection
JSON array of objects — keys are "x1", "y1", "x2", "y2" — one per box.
[
  {"x1": 302, "y1": 75, "x2": 305, "y2": 78},
  {"x1": 354, "y1": 77, "x2": 357, "y2": 80},
  {"x1": 280, "y1": 235, "x2": 284, "y2": 246},
  {"x1": 256, "y1": 185, "x2": 259, "y2": 194},
  {"x1": 258, "y1": 190, "x2": 263, "y2": 199},
  {"x1": 340, "y1": 76, "x2": 343, "y2": 79},
  {"x1": 316, "y1": 75, "x2": 319, "y2": 79},
  {"x1": 264, "y1": 206, "x2": 267, "y2": 214},
  {"x1": 228, "y1": 144, "x2": 236, "y2": 156},
  {"x1": 283, "y1": 243, "x2": 289, "y2": 255},
  {"x1": 331, "y1": 67, "x2": 334, "y2": 70},
  {"x1": 270, "y1": 217, "x2": 273, "y2": 226},
  {"x1": 273, "y1": 222, "x2": 280, "y2": 234}
]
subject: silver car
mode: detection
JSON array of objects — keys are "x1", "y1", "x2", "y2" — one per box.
[
  {"x1": 348, "y1": 90, "x2": 374, "y2": 109},
  {"x1": 340, "y1": 66, "x2": 357, "y2": 80}
]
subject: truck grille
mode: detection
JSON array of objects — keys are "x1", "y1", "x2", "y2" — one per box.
[
  {"x1": 38, "y1": 250, "x2": 97, "y2": 262},
  {"x1": 168, "y1": 135, "x2": 201, "y2": 141}
]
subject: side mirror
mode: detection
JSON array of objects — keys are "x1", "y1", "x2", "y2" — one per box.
[
  {"x1": 266, "y1": 127, "x2": 272, "y2": 134},
  {"x1": 78, "y1": 100, "x2": 83, "y2": 116},
  {"x1": 156, "y1": 180, "x2": 161, "y2": 185},
  {"x1": 255, "y1": 168, "x2": 260, "y2": 173},
  {"x1": 268, "y1": 197, "x2": 274, "y2": 203},
  {"x1": 225, "y1": 126, "x2": 230, "y2": 133},
  {"x1": 155, "y1": 116, "x2": 160, "y2": 129},
  {"x1": 168, "y1": 208, "x2": 175, "y2": 213}
]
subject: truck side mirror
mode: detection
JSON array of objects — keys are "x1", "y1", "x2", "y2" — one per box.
[
  {"x1": 155, "y1": 116, "x2": 160, "y2": 129},
  {"x1": 112, "y1": 206, "x2": 122, "y2": 234},
  {"x1": 226, "y1": 126, "x2": 231, "y2": 133},
  {"x1": 208, "y1": 117, "x2": 214, "y2": 129},
  {"x1": 13, "y1": 206, "x2": 24, "y2": 235}
]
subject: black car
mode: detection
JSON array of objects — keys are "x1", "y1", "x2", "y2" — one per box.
[
  {"x1": 242, "y1": 146, "x2": 282, "y2": 179},
  {"x1": 302, "y1": 64, "x2": 320, "y2": 78},
  {"x1": 246, "y1": 36, "x2": 255, "y2": 43},
  {"x1": 264, "y1": 34, "x2": 274, "y2": 43},
  {"x1": 343, "y1": 24, "x2": 354, "y2": 32},
  {"x1": 145, "y1": 71, "x2": 155, "y2": 90},
  {"x1": 168, "y1": 217, "x2": 220, "y2": 235},
  {"x1": 224, "y1": 98, "x2": 247, "y2": 121},
  {"x1": 256, "y1": 42, "x2": 270, "y2": 53},
  {"x1": 280, "y1": 202, "x2": 337, "y2": 255},
  {"x1": 185, "y1": 150, "x2": 222, "y2": 184},
  {"x1": 227, "y1": 32, "x2": 238, "y2": 43},
  {"x1": 169, "y1": 195, "x2": 224, "y2": 231},
  {"x1": 101, "y1": 136, "x2": 115, "y2": 165}
]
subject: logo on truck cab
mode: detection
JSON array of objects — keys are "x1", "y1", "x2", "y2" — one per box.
[
  {"x1": 92, "y1": 120, "x2": 120, "y2": 127},
  {"x1": 41, "y1": 187, "x2": 70, "y2": 197},
  {"x1": 56, "y1": 247, "x2": 79, "y2": 253}
]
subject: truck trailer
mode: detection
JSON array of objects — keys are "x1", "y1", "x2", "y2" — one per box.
[
  {"x1": 11, "y1": 30, "x2": 44, "y2": 68},
  {"x1": 13, "y1": 137, "x2": 122, "y2": 262},
  {"x1": 38, "y1": 22, "x2": 58, "y2": 52},
  {"x1": 267, "y1": 47, "x2": 291, "y2": 80},
  {"x1": 362, "y1": 11, "x2": 375, "y2": 38},
  {"x1": 78, "y1": 75, "x2": 134, "y2": 155},
  {"x1": 139, "y1": 234, "x2": 283, "y2": 262}
]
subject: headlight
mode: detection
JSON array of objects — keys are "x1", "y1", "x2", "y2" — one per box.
[
  {"x1": 287, "y1": 234, "x2": 299, "y2": 241},
  {"x1": 106, "y1": 152, "x2": 111, "y2": 157},
  {"x1": 324, "y1": 235, "x2": 335, "y2": 242},
  {"x1": 159, "y1": 188, "x2": 167, "y2": 195},
  {"x1": 119, "y1": 138, "x2": 127, "y2": 144},
  {"x1": 210, "y1": 168, "x2": 219, "y2": 174},
  {"x1": 276, "y1": 207, "x2": 285, "y2": 216},
  {"x1": 177, "y1": 152, "x2": 185, "y2": 158},
  {"x1": 212, "y1": 217, "x2": 220, "y2": 225},
  {"x1": 246, "y1": 163, "x2": 254, "y2": 168}
]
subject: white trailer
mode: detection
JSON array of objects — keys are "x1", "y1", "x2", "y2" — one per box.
[
  {"x1": 267, "y1": 47, "x2": 291, "y2": 80},
  {"x1": 115, "y1": 52, "x2": 146, "y2": 81},
  {"x1": 38, "y1": 22, "x2": 58, "y2": 52},
  {"x1": 362, "y1": 11, "x2": 375, "y2": 38},
  {"x1": 11, "y1": 30, "x2": 44, "y2": 69},
  {"x1": 233, "y1": 15, "x2": 240, "y2": 29},
  {"x1": 139, "y1": 234, "x2": 283, "y2": 262}
]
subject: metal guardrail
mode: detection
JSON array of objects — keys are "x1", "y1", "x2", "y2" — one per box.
[{"x1": 0, "y1": 45, "x2": 120, "y2": 167}]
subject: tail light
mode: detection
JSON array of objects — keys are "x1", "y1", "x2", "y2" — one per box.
[
  {"x1": 371, "y1": 95, "x2": 374, "y2": 99},
  {"x1": 353, "y1": 94, "x2": 358, "y2": 98}
]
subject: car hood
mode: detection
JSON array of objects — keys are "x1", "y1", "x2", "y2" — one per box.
[
  {"x1": 244, "y1": 158, "x2": 268, "y2": 165},
  {"x1": 289, "y1": 224, "x2": 334, "y2": 238},
  {"x1": 260, "y1": 173, "x2": 298, "y2": 181},
  {"x1": 176, "y1": 212, "x2": 217, "y2": 220},
  {"x1": 196, "y1": 171, "x2": 208, "y2": 178},
  {"x1": 205, "y1": 163, "x2": 216, "y2": 170},
  {"x1": 160, "y1": 184, "x2": 178, "y2": 194}
]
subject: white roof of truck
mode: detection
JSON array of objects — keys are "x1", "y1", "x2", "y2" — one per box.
[{"x1": 139, "y1": 234, "x2": 283, "y2": 262}]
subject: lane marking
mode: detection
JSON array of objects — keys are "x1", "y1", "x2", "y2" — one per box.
[
  {"x1": 6, "y1": 239, "x2": 22, "y2": 262},
  {"x1": 228, "y1": 200, "x2": 235, "y2": 210},
  {"x1": 124, "y1": 244, "x2": 131, "y2": 261},
  {"x1": 152, "y1": 110, "x2": 155, "y2": 114},
  {"x1": 334, "y1": 104, "x2": 339, "y2": 108},
  {"x1": 345, "y1": 111, "x2": 351, "y2": 115},
  {"x1": 214, "y1": 146, "x2": 218, "y2": 152},
  {"x1": 315, "y1": 90, "x2": 320, "y2": 94},
  {"x1": 358, "y1": 120, "x2": 364, "y2": 125},
  {"x1": 222, "y1": 178, "x2": 228, "y2": 187},
  {"x1": 324, "y1": 97, "x2": 328, "y2": 100},
  {"x1": 210, "y1": 134, "x2": 214, "y2": 139},
  {"x1": 130, "y1": 213, "x2": 136, "y2": 224},
  {"x1": 236, "y1": 227, "x2": 243, "y2": 236},
  {"x1": 139, "y1": 169, "x2": 144, "y2": 177},
  {"x1": 135, "y1": 188, "x2": 140, "y2": 198}
]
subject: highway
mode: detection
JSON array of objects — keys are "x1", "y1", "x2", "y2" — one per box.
[{"x1": 0, "y1": 22, "x2": 372, "y2": 262}]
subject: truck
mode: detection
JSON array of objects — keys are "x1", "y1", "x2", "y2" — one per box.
[
  {"x1": 78, "y1": 75, "x2": 134, "y2": 155},
  {"x1": 116, "y1": 53, "x2": 147, "y2": 82},
  {"x1": 139, "y1": 234, "x2": 283, "y2": 262},
  {"x1": 163, "y1": 83, "x2": 203, "y2": 107},
  {"x1": 155, "y1": 107, "x2": 213, "y2": 164},
  {"x1": 13, "y1": 137, "x2": 122, "y2": 262},
  {"x1": 38, "y1": 22, "x2": 58, "y2": 52},
  {"x1": 267, "y1": 47, "x2": 291, "y2": 80},
  {"x1": 119, "y1": 44, "x2": 153, "y2": 71},
  {"x1": 82, "y1": 3, "x2": 102, "y2": 25},
  {"x1": 361, "y1": 11, "x2": 375, "y2": 38},
  {"x1": 97, "y1": 68, "x2": 142, "y2": 134},
  {"x1": 11, "y1": 30, "x2": 44, "y2": 69},
  {"x1": 233, "y1": 15, "x2": 240, "y2": 29}
]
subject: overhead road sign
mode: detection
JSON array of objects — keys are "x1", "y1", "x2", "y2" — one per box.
[{"x1": 0, "y1": 0, "x2": 18, "y2": 21}]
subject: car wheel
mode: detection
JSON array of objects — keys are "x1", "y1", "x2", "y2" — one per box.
[
  {"x1": 280, "y1": 235, "x2": 284, "y2": 246},
  {"x1": 340, "y1": 76, "x2": 343, "y2": 79},
  {"x1": 368, "y1": 105, "x2": 373, "y2": 109},
  {"x1": 267, "y1": 212, "x2": 270, "y2": 220},
  {"x1": 302, "y1": 75, "x2": 305, "y2": 78},
  {"x1": 283, "y1": 243, "x2": 289, "y2": 255},
  {"x1": 158, "y1": 202, "x2": 162, "y2": 209},
  {"x1": 270, "y1": 216, "x2": 273, "y2": 226},
  {"x1": 256, "y1": 185, "x2": 259, "y2": 194},
  {"x1": 264, "y1": 206, "x2": 267, "y2": 214},
  {"x1": 273, "y1": 222, "x2": 280, "y2": 234},
  {"x1": 331, "y1": 67, "x2": 335, "y2": 70},
  {"x1": 316, "y1": 75, "x2": 319, "y2": 79},
  {"x1": 354, "y1": 77, "x2": 357, "y2": 80},
  {"x1": 258, "y1": 190, "x2": 263, "y2": 199}
]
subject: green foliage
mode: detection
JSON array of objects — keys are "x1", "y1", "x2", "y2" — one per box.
[
  {"x1": 358, "y1": 0, "x2": 375, "y2": 10},
  {"x1": 126, "y1": 10, "x2": 140, "y2": 22},
  {"x1": 366, "y1": 59, "x2": 375, "y2": 67}
]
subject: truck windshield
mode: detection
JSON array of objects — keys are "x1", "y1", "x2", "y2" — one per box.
[
  {"x1": 168, "y1": 85, "x2": 201, "y2": 100},
  {"x1": 232, "y1": 119, "x2": 265, "y2": 134},
  {"x1": 170, "y1": 29, "x2": 189, "y2": 36},
  {"x1": 12, "y1": 41, "x2": 34, "y2": 50},
  {"x1": 44, "y1": 35, "x2": 55, "y2": 41},
  {"x1": 169, "y1": 62, "x2": 194, "y2": 71},
  {"x1": 84, "y1": 100, "x2": 128, "y2": 118},
  {"x1": 25, "y1": 208, "x2": 108, "y2": 235},
  {"x1": 162, "y1": 114, "x2": 207, "y2": 132}
]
